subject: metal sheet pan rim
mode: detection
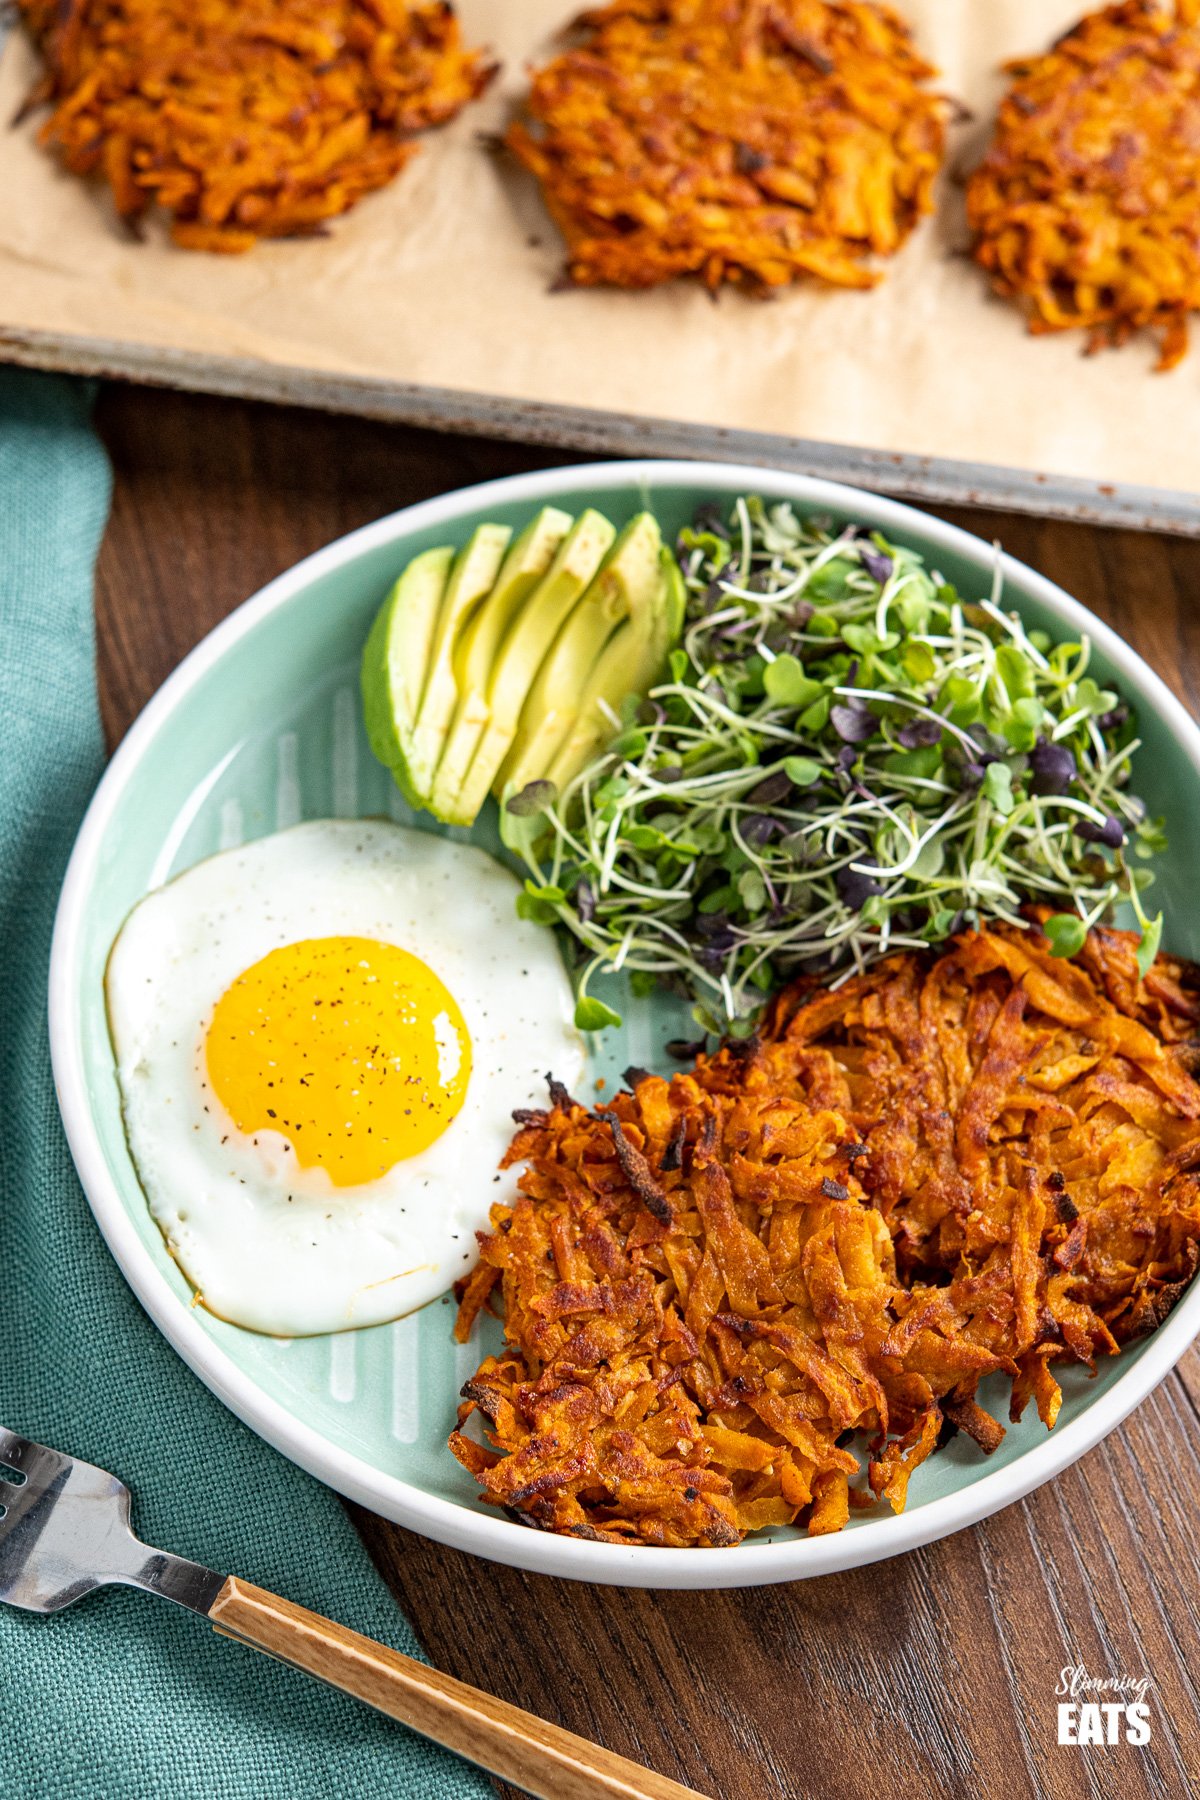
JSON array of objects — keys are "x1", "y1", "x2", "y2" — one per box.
[{"x1": 3, "y1": 324, "x2": 1198, "y2": 535}]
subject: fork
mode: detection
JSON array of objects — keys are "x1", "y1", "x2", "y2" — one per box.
[{"x1": 0, "y1": 1427, "x2": 708, "y2": 1800}]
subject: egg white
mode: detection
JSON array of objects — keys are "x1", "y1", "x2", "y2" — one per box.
[{"x1": 105, "y1": 819, "x2": 585, "y2": 1336}]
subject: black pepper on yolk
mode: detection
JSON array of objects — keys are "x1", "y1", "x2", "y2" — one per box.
[{"x1": 204, "y1": 936, "x2": 471, "y2": 1187}]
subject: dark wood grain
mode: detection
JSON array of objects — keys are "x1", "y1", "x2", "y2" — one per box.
[{"x1": 93, "y1": 382, "x2": 1200, "y2": 1800}]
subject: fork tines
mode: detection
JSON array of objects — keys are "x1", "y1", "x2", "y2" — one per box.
[{"x1": 0, "y1": 1428, "x2": 63, "y2": 1495}]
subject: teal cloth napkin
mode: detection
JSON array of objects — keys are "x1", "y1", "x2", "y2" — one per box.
[{"x1": 0, "y1": 369, "x2": 493, "y2": 1800}]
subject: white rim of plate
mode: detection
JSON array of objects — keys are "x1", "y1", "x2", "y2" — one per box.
[{"x1": 49, "y1": 458, "x2": 1200, "y2": 1590}]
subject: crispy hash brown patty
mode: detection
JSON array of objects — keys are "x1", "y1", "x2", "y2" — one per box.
[
  {"x1": 451, "y1": 924, "x2": 1200, "y2": 1546},
  {"x1": 18, "y1": 0, "x2": 496, "y2": 251},
  {"x1": 505, "y1": 0, "x2": 949, "y2": 292},
  {"x1": 966, "y1": 1, "x2": 1200, "y2": 371}
]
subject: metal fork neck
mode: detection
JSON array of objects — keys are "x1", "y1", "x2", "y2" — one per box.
[{"x1": 117, "y1": 1541, "x2": 226, "y2": 1617}]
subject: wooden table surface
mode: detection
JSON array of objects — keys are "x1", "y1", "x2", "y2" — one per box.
[{"x1": 93, "y1": 383, "x2": 1200, "y2": 1800}]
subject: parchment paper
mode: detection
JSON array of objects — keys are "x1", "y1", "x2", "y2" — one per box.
[{"x1": 1, "y1": 3, "x2": 1197, "y2": 495}]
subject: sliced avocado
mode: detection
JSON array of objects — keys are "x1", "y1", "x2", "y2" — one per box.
[
  {"x1": 405, "y1": 523, "x2": 512, "y2": 799},
  {"x1": 498, "y1": 513, "x2": 666, "y2": 797},
  {"x1": 447, "y1": 509, "x2": 617, "y2": 824},
  {"x1": 361, "y1": 545, "x2": 455, "y2": 804},
  {"x1": 429, "y1": 507, "x2": 572, "y2": 824},
  {"x1": 546, "y1": 549, "x2": 685, "y2": 793},
  {"x1": 661, "y1": 549, "x2": 687, "y2": 641}
]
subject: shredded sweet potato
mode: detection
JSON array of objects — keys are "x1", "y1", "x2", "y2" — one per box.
[
  {"x1": 965, "y1": 1, "x2": 1200, "y2": 370},
  {"x1": 452, "y1": 920, "x2": 1200, "y2": 1546},
  {"x1": 18, "y1": 0, "x2": 496, "y2": 250},
  {"x1": 505, "y1": 0, "x2": 949, "y2": 293}
]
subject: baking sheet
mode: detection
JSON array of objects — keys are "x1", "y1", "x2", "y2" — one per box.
[{"x1": 2, "y1": 2, "x2": 1198, "y2": 528}]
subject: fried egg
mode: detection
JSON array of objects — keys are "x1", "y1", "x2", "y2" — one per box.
[{"x1": 105, "y1": 819, "x2": 585, "y2": 1335}]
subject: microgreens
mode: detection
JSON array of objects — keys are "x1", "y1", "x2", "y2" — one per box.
[{"x1": 504, "y1": 496, "x2": 1165, "y2": 1032}]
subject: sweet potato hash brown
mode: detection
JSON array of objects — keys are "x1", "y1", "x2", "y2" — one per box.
[
  {"x1": 966, "y1": 2, "x2": 1200, "y2": 371},
  {"x1": 451, "y1": 921, "x2": 1200, "y2": 1546},
  {"x1": 505, "y1": 0, "x2": 949, "y2": 293},
  {"x1": 17, "y1": 0, "x2": 496, "y2": 251}
]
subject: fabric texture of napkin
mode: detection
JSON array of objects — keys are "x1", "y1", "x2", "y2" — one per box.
[{"x1": 0, "y1": 368, "x2": 492, "y2": 1800}]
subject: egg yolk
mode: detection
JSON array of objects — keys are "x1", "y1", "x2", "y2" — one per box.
[{"x1": 204, "y1": 936, "x2": 471, "y2": 1187}]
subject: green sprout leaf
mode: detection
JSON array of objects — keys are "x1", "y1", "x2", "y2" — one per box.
[
  {"x1": 983, "y1": 761, "x2": 1015, "y2": 816},
  {"x1": 699, "y1": 883, "x2": 736, "y2": 913},
  {"x1": 922, "y1": 907, "x2": 960, "y2": 942},
  {"x1": 783, "y1": 755, "x2": 822, "y2": 788},
  {"x1": 506, "y1": 779, "x2": 558, "y2": 817},
  {"x1": 1075, "y1": 677, "x2": 1118, "y2": 717},
  {"x1": 1001, "y1": 697, "x2": 1043, "y2": 751},
  {"x1": 1044, "y1": 913, "x2": 1089, "y2": 958},
  {"x1": 806, "y1": 612, "x2": 840, "y2": 638},
  {"x1": 737, "y1": 868, "x2": 766, "y2": 914},
  {"x1": 941, "y1": 674, "x2": 981, "y2": 725},
  {"x1": 884, "y1": 746, "x2": 942, "y2": 781},
  {"x1": 995, "y1": 644, "x2": 1036, "y2": 703},
  {"x1": 574, "y1": 996, "x2": 623, "y2": 1032},
  {"x1": 842, "y1": 622, "x2": 898, "y2": 656},
  {"x1": 762, "y1": 654, "x2": 823, "y2": 710},
  {"x1": 911, "y1": 837, "x2": 946, "y2": 881},
  {"x1": 901, "y1": 640, "x2": 936, "y2": 684},
  {"x1": 624, "y1": 824, "x2": 673, "y2": 852},
  {"x1": 1136, "y1": 913, "x2": 1163, "y2": 979},
  {"x1": 516, "y1": 892, "x2": 560, "y2": 925}
]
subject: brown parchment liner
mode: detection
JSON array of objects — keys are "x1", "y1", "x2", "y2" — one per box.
[{"x1": 0, "y1": 2, "x2": 1196, "y2": 494}]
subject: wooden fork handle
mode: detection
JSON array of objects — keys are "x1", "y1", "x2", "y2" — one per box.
[{"x1": 210, "y1": 1576, "x2": 708, "y2": 1800}]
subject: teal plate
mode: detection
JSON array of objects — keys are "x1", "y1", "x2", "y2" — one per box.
[{"x1": 50, "y1": 461, "x2": 1200, "y2": 1588}]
